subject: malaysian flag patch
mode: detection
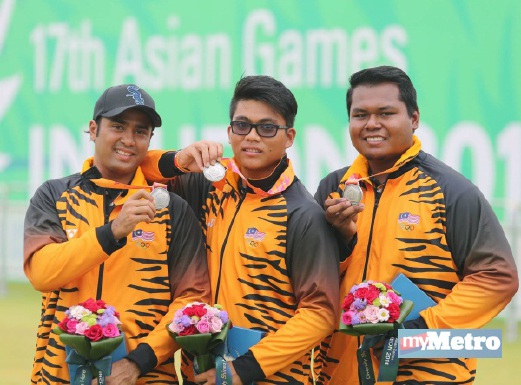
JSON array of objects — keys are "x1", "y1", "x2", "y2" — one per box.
[
  {"x1": 398, "y1": 212, "x2": 420, "y2": 225},
  {"x1": 132, "y1": 229, "x2": 155, "y2": 242}
]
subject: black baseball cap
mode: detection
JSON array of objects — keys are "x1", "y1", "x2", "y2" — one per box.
[{"x1": 93, "y1": 84, "x2": 162, "y2": 127}]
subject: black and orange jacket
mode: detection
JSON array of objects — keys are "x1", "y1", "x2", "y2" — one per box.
[
  {"x1": 23, "y1": 158, "x2": 210, "y2": 385},
  {"x1": 142, "y1": 152, "x2": 340, "y2": 385},
  {"x1": 314, "y1": 136, "x2": 518, "y2": 384}
]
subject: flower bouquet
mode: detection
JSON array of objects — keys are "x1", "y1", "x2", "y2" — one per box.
[
  {"x1": 339, "y1": 280, "x2": 413, "y2": 336},
  {"x1": 339, "y1": 280, "x2": 414, "y2": 385},
  {"x1": 167, "y1": 302, "x2": 231, "y2": 373},
  {"x1": 53, "y1": 298, "x2": 126, "y2": 385}
]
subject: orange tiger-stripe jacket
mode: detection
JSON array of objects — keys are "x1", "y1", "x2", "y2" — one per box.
[
  {"x1": 23, "y1": 159, "x2": 211, "y2": 384},
  {"x1": 314, "y1": 137, "x2": 518, "y2": 384},
  {"x1": 142, "y1": 152, "x2": 340, "y2": 385}
]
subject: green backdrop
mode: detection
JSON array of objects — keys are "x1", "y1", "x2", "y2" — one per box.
[{"x1": 1, "y1": 0, "x2": 520, "y2": 213}]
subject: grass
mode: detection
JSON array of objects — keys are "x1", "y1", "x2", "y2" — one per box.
[
  {"x1": 1, "y1": 282, "x2": 519, "y2": 384},
  {"x1": 0, "y1": 281, "x2": 41, "y2": 384}
]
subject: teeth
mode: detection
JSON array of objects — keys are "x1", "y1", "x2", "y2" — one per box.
[
  {"x1": 366, "y1": 137, "x2": 384, "y2": 142},
  {"x1": 115, "y1": 149, "x2": 132, "y2": 156},
  {"x1": 245, "y1": 149, "x2": 261, "y2": 153}
]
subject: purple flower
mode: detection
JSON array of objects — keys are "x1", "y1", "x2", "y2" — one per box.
[
  {"x1": 180, "y1": 315, "x2": 192, "y2": 327},
  {"x1": 351, "y1": 313, "x2": 361, "y2": 325},
  {"x1": 104, "y1": 306, "x2": 116, "y2": 316},
  {"x1": 98, "y1": 312, "x2": 116, "y2": 327},
  {"x1": 218, "y1": 311, "x2": 229, "y2": 324},
  {"x1": 353, "y1": 298, "x2": 367, "y2": 310}
]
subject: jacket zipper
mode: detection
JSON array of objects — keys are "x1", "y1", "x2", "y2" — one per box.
[
  {"x1": 214, "y1": 187, "x2": 247, "y2": 304},
  {"x1": 96, "y1": 190, "x2": 110, "y2": 300},
  {"x1": 361, "y1": 182, "x2": 383, "y2": 281}
]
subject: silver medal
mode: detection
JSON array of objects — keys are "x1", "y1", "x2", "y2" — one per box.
[
  {"x1": 203, "y1": 163, "x2": 226, "y2": 182},
  {"x1": 151, "y1": 187, "x2": 170, "y2": 209},
  {"x1": 343, "y1": 183, "x2": 363, "y2": 205}
]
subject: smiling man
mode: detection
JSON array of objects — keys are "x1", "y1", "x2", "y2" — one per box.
[
  {"x1": 314, "y1": 66, "x2": 518, "y2": 384},
  {"x1": 23, "y1": 84, "x2": 210, "y2": 385},
  {"x1": 142, "y1": 75, "x2": 340, "y2": 385}
]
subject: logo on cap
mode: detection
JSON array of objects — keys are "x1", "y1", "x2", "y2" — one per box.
[{"x1": 126, "y1": 85, "x2": 145, "y2": 105}]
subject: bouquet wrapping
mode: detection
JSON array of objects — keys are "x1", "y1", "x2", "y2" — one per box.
[
  {"x1": 53, "y1": 298, "x2": 126, "y2": 385},
  {"x1": 167, "y1": 302, "x2": 230, "y2": 373}
]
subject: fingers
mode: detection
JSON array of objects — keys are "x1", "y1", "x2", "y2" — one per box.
[
  {"x1": 324, "y1": 198, "x2": 364, "y2": 225},
  {"x1": 111, "y1": 190, "x2": 157, "y2": 240},
  {"x1": 194, "y1": 368, "x2": 217, "y2": 385},
  {"x1": 179, "y1": 141, "x2": 223, "y2": 171}
]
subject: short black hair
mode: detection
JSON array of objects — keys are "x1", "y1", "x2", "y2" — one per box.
[
  {"x1": 229, "y1": 75, "x2": 298, "y2": 127},
  {"x1": 346, "y1": 66, "x2": 418, "y2": 118}
]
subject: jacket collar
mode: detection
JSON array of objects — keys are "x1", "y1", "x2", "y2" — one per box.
[
  {"x1": 341, "y1": 135, "x2": 422, "y2": 184},
  {"x1": 81, "y1": 157, "x2": 150, "y2": 206},
  {"x1": 214, "y1": 156, "x2": 296, "y2": 197}
]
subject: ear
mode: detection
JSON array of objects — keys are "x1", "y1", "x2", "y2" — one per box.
[
  {"x1": 411, "y1": 111, "x2": 420, "y2": 131},
  {"x1": 285, "y1": 128, "x2": 296, "y2": 149},
  {"x1": 88, "y1": 120, "x2": 97, "y2": 141},
  {"x1": 227, "y1": 125, "x2": 232, "y2": 144}
]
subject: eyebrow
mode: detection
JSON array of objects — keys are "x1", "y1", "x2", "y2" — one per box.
[
  {"x1": 351, "y1": 106, "x2": 395, "y2": 113},
  {"x1": 233, "y1": 116, "x2": 278, "y2": 124},
  {"x1": 110, "y1": 118, "x2": 152, "y2": 130}
]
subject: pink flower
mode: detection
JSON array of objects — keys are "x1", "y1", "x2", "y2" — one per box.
[
  {"x1": 209, "y1": 317, "x2": 223, "y2": 333},
  {"x1": 196, "y1": 320, "x2": 210, "y2": 334},
  {"x1": 341, "y1": 311, "x2": 354, "y2": 325},
  {"x1": 102, "y1": 324, "x2": 121, "y2": 338},
  {"x1": 169, "y1": 321, "x2": 184, "y2": 334},
  {"x1": 387, "y1": 291, "x2": 403, "y2": 305},
  {"x1": 75, "y1": 322, "x2": 90, "y2": 335},
  {"x1": 363, "y1": 305, "x2": 380, "y2": 324},
  {"x1": 66, "y1": 318, "x2": 79, "y2": 334}
]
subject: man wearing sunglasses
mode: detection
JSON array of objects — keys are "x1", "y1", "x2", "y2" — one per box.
[{"x1": 142, "y1": 75, "x2": 340, "y2": 385}]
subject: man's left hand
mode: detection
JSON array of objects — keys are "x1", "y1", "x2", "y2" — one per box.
[
  {"x1": 193, "y1": 361, "x2": 243, "y2": 385},
  {"x1": 91, "y1": 358, "x2": 140, "y2": 385}
]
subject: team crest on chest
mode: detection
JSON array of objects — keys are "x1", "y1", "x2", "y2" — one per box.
[
  {"x1": 245, "y1": 227, "x2": 266, "y2": 248},
  {"x1": 132, "y1": 229, "x2": 155, "y2": 248},
  {"x1": 398, "y1": 212, "x2": 420, "y2": 231},
  {"x1": 65, "y1": 229, "x2": 78, "y2": 238}
]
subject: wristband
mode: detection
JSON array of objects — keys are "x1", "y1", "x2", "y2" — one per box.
[{"x1": 174, "y1": 152, "x2": 191, "y2": 173}]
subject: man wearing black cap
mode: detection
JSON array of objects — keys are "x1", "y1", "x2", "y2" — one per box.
[{"x1": 23, "y1": 84, "x2": 211, "y2": 384}]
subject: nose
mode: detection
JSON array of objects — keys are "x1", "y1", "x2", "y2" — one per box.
[
  {"x1": 244, "y1": 126, "x2": 262, "y2": 140},
  {"x1": 365, "y1": 114, "x2": 381, "y2": 129},
  {"x1": 120, "y1": 129, "x2": 136, "y2": 146}
]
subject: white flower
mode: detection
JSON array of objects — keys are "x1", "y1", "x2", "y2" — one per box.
[
  {"x1": 379, "y1": 293, "x2": 391, "y2": 307},
  {"x1": 69, "y1": 305, "x2": 91, "y2": 320},
  {"x1": 377, "y1": 308, "x2": 390, "y2": 322}
]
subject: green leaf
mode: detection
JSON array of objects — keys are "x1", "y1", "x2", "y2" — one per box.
[{"x1": 167, "y1": 321, "x2": 231, "y2": 356}]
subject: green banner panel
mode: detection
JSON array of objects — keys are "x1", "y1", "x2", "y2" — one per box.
[{"x1": 0, "y1": 0, "x2": 519, "y2": 215}]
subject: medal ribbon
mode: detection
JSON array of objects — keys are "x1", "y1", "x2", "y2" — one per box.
[
  {"x1": 341, "y1": 135, "x2": 421, "y2": 187},
  {"x1": 356, "y1": 329, "x2": 401, "y2": 385},
  {"x1": 215, "y1": 158, "x2": 293, "y2": 197}
]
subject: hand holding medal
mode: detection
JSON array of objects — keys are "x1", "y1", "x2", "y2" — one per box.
[
  {"x1": 151, "y1": 182, "x2": 170, "y2": 210},
  {"x1": 203, "y1": 162, "x2": 227, "y2": 182},
  {"x1": 343, "y1": 182, "x2": 363, "y2": 206}
]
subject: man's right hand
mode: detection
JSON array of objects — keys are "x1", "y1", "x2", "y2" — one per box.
[
  {"x1": 324, "y1": 198, "x2": 364, "y2": 243},
  {"x1": 111, "y1": 190, "x2": 156, "y2": 241},
  {"x1": 175, "y1": 140, "x2": 224, "y2": 172}
]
